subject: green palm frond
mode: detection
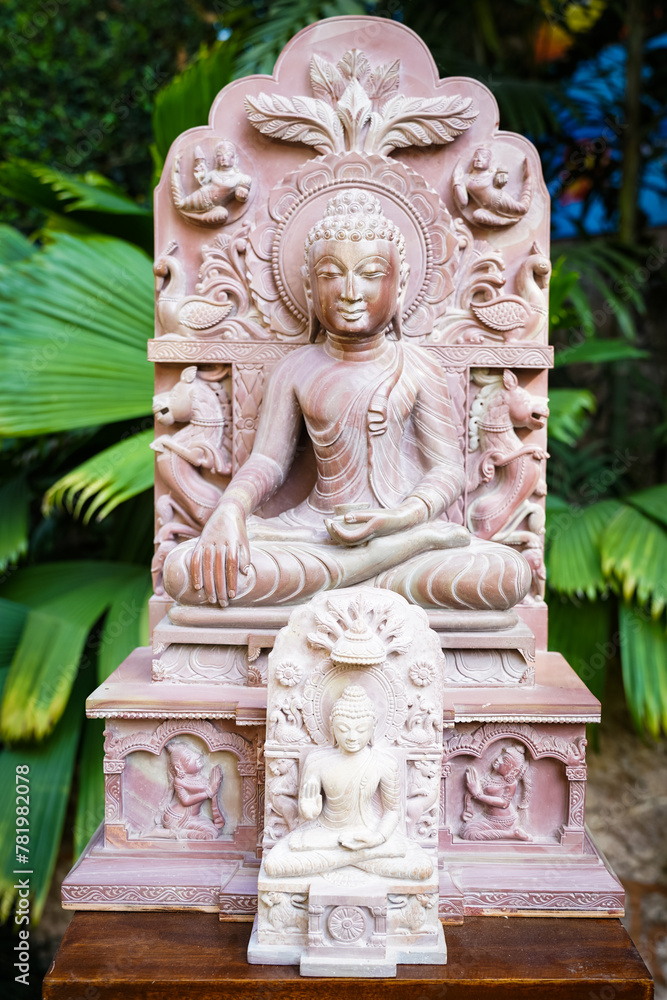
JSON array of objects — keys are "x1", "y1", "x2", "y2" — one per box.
[
  {"x1": 0, "y1": 681, "x2": 84, "y2": 924},
  {"x1": 74, "y1": 719, "x2": 105, "y2": 861},
  {"x1": 0, "y1": 224, "x2": 37, "y2": 265},
  {"x1": 555, "y1": 241, "x2": 645, "y2": 339},
  {"x1": 626, "y1": 484, "x2": 667, "y2": 529},
  {"x1": 0, "y1": 477, "x2": 29, "y2": 572},
  {"x1": 601, "y1": 505, "x2": 667, "y2": 618},
  {"x1": 0, "y1": 162, "x2": 153, "y2": 252},
  {"x1": 98, "y1": 572, "x2": 152, "y2": 683},
  {"x1": 547, "y1": 387, "x2": 596, "y2": 445},
  {"x1": 231, "y1": 0, "x2": 366, "y2": 80},
  {"x1": 553, "y1": 339, "x2": 648, "y2": 367},
  {"x1": 547, "y1": 595, "x2": 613, "y2": 701},
  {"x1": 619, "y1": 603, "x2": 667, "y2": 738},
  {"x1": 0, "y1": 232, "x2": 153, "y2": 436},
  {"x1": 0, "y1": 562, "x2": 148, "y2": 740},
  {"x1": 0, "y1": 598, "x2": 29, "y2": 668},
  {"x1": 152, "y1": 40, "x2": 239, "y2": 164},
  {"x1": 546, "y1": 498, "x2": 623, "y2": 599},
  {"x1": 44, "y1": 431, "x2": 155, "y2": 524}
]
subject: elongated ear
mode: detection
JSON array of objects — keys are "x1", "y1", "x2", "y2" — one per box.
[
  {"x1": 181, "y1": 366, "x2": 198, "y2": 383},
  {"x1": 391, "y1": 262, "x2": 410, "y2": 340},
  {"x1": 502, "y1": 368, "x2": 518, "y2": 390},
  {"x1": 303, "y1": 264, "x2": 322, "y2": 343}
]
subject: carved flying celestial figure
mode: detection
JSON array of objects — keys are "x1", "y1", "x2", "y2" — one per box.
[
  {"x1": 162, "y1": 190, "x2": 531, "y2": 612},
  {"x1": 453, "y1": 146, "x2": 533, "y2": 229},
  {"x1": 171, "y1": 140, "x2": 252, "y2": 226}
]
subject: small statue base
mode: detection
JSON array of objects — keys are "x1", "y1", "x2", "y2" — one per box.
[{"x1": 248, "y1": 868, "x2": 446, "y2": 976}]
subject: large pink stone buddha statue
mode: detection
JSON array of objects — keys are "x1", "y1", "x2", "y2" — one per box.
[{"x1": 163, "y1": 190, "x2": 530, "y2": 610}]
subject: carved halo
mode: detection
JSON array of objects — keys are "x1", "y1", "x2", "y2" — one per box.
[
  {"x1": 301, "y1": 660, "x2": 407, "y2": 746},
  {"x1": 246, "y1": 152, "x2": 458, "y2": 340}
]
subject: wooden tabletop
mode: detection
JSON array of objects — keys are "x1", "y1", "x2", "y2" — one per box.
[{"x1": 43, "y1": 911, "x2": 653, "y2": 1000}]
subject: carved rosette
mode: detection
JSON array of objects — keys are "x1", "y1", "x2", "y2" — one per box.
[{"x1": 245, "y1": 152, "x2": 458, "y2": 340}]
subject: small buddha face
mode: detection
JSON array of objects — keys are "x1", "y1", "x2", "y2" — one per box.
[
  {"x1": 332, "y1": 713, "x2": 374, "y2": 754},
  {"x1": 307, "y1": 238, "x2": 401, "y2": 340}
]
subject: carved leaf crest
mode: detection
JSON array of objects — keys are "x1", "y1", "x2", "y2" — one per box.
[
  {"x1": 335, "y1": 80, "x2": 372, "y2": 152},
  {"x1": 338, "y1": 48, "x2": 370, "y2": 83},
  {"x1": 243, "y1": 93, "x2": 344, "y2": 154},
  {"x1": 310, "y1": 54, "x2": 346, "y2": 103},
  {"x1": 366, "y1": 94, "x2": 479, "y2": 156},
  {"x1": 245, "y1": 50, "x2": 477, "y2": 156},
  {"x1": 367, "y1": 59, "x2": 400, "y2": 102}
]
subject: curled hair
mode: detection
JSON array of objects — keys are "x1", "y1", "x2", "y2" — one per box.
[
  {"x1": 330, "y1": 685, "x2": 376, "y2": 728},
  {"x1": 304, "y1": 189, "x2": 406, "y2": 263}
]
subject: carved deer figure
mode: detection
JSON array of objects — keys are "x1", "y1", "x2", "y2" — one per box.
[
  {"x1": 467, "y1": 370, "x2": 549, "y2": 600},
  {"x1": 151, "y1": 366, "x2": 232, "y2": 593}
]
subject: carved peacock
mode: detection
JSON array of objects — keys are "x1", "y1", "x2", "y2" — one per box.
[
  {"x1": 470, "y1": 241, "x2": 551, "y2": 342},
  {"x1": 154, "y1": 241, "x2": 233, "y2": 338}
]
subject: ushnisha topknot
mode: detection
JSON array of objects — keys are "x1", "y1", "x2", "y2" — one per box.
[
  {"x1": 329, "y1": 684, "x2": 377, "y2": 726},
  {"x1": 304, "y1": 189, "x2": 406, "y2": 263}
]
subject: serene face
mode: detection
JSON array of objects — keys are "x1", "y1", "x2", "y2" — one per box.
[
  {"x1": 307, "y1": 238, "x2": 401, "y2": 340},
  {"x1": 473, "y1": 148, "x2": 492, "y2": 171},
  {"x1": 332, "y1": 714, "x2": 374, "y2": 753}
]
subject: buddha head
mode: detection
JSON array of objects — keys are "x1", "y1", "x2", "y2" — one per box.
[
  {"x1": 303, "y1": 189, "x2": 409, "y2": 343},
  {"x1": 329, "y1": 684, "x2": 376, "y2": 754},
  {"x1": 472, "y1": 146, "x2": 492, "y2": 172}
]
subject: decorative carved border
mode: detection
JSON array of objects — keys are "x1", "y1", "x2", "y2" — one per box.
[
  {"x1": 62, "y1": 884, "x2": 219, "y2": 906},
  {"x1": 103, "y1": 719, "x2": 255, "y2": 766},
  {"x1": 148, "y1": 340, "x2": 554, "y2": 368},
  {"x1": 443, "y1": 722, "x2": 587, "y2": 765},
  {"x1": 463, "y1": 890, "x2": 624, "y2": 912},
  {"x1": 454, "y1": 714, "x2": 599, "y2": 724}
]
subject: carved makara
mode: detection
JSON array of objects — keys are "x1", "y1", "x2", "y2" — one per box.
[
  {"x1": 466, "y1": 368, "x2": 549, "y2": 602},
  {"x1": 171, "y1": 140, "x2": 252, "y2": 226}
]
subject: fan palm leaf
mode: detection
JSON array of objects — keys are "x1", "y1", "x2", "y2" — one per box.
[
  {"x1": 0, "y1": 233, "x2": 153, "y2": 436},
  {"x1": 546, "y1": 497, "x2": 622, "y2": 598},
  {"x1": 44, "y1": 430, "x2": 155, "y2": 524},
  {"x1": 601, "y1": 505, "x2": 667, "y2": 618},
  {"x1": 0, "y1": 562, "x2": 149, "y2": 741}
]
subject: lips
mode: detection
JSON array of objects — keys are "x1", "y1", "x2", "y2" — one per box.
[{"x1": 338, "y1": 308, "x2": 366, "y2": 321}]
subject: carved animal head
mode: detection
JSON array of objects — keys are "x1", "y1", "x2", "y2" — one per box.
[
  {"x1": 152, "y1": 366, "x2": 227, "y2": 426},
  {"x1": 527, "y1": 242, "x2": 552, "y2": 286},
  {"x1": 501, "y1": 370, "x2": 549, "y2": 431},
  {"x1": 413, "y1": 759, "x2": 438, "y2": 780}
]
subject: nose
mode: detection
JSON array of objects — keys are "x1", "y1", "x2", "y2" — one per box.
[{"x1": 344, "y1": 270, "x2": 359, "y2": 301}]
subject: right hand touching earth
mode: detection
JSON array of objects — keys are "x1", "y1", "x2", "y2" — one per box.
[{"x1": 191, "y1": 501, "x2": 250, "y2": 606}]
